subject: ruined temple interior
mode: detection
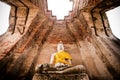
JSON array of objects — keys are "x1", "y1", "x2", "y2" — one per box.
[{"x1": 0, "y1": 0, "x2": 120, "y2": 80}]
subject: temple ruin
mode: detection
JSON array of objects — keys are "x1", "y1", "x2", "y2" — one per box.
[{"x1": 0, "y1": 0, "x2": 120, "y2": 80}]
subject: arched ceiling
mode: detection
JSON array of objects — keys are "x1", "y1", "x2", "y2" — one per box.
[{"x1": 26, "y1": 0, "x2": 120, "y2": 21}]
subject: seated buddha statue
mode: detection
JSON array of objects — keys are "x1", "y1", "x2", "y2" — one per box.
[
  {"x1": 50, "y1": 41, "x2": 72, "y2": 68},
  {"x1": 35, "y1": 41, "x2": 87, "y2": 74}
]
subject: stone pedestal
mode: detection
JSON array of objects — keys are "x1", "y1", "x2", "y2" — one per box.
[{"x1": 33, "y1": 73, "x2": 89, "y2": 80}]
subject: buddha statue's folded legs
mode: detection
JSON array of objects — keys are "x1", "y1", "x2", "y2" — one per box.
[{"x1": 35, "y1": 63, "x2": 86, "y2": 74}]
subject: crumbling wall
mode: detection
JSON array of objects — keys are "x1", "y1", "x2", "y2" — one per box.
[{"x1": 0, "y1": 0, "x2": 120, "y2": 80}]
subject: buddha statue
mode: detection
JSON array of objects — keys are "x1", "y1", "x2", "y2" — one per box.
[
  {"x1": 50, "y1": 41, "x2": 72, "y2": 68},
  {"x1": 33, "y1": 41, "x2": 89, "y2": 80}
]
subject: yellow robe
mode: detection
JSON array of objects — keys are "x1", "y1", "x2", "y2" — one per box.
[{"x1": 54, "y1": 51, "x2": 72, "y2": 65}]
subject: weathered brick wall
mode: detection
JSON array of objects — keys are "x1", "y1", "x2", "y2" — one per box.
[{"x1": 0, "y1": 0, "x2": 120, "y2": 80}]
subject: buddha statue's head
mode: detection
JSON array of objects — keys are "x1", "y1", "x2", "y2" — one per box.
[{"x1": 57, "y1": 41, "x2": 64, "y2": 52}]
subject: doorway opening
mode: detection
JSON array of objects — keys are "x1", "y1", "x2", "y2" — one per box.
[
  {"x1": 0, "y1": 1, "x2": 11, "y2": 35},
  {"x1": 106, "y1": 6, "x2": 120, "y2": 39}
]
